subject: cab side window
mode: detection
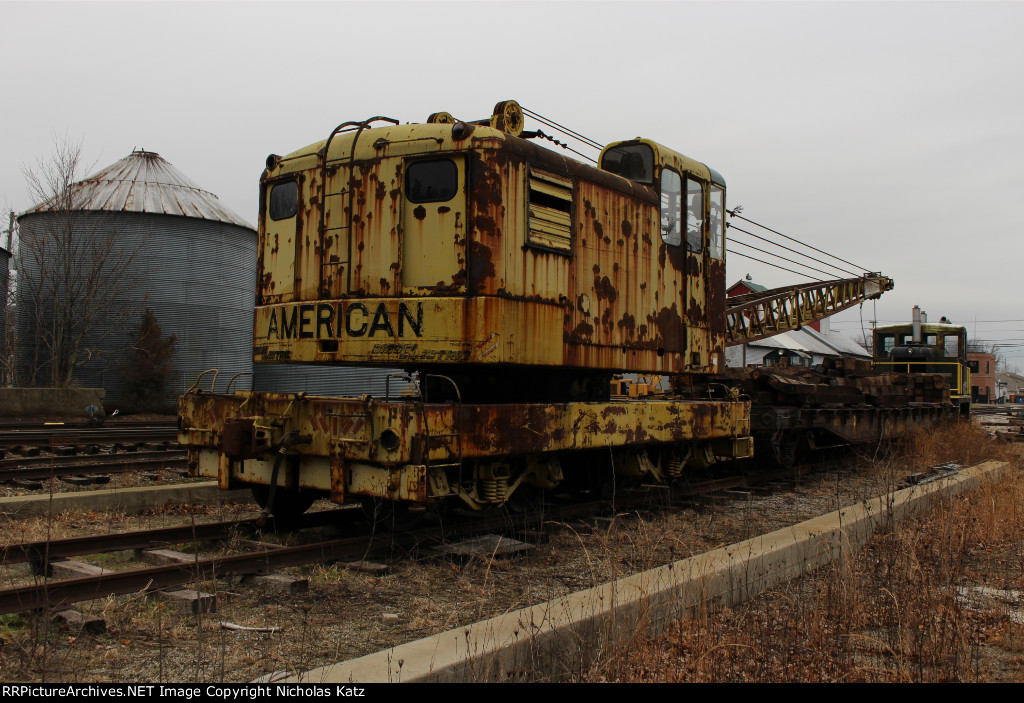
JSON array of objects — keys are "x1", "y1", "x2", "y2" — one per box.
[
  {"x1": 602, "y1": 144, "x2": 655, "y2": 184},
  {"x1": 943, "y1": 334, "x2": 960, "y2": 359},
  {"x1": 686, "y1": 178, "x2": 704, "y2": 252},
  {"x1": 660, "y1": 169, "x2": 682, "y2": 246},
  {"x1": 406, "y1": 159, "x2": 458, "y2": 203},
  {"x1": 269, "y1": 180, "x2": 298, "y2": 220},
  {"x1": 709, "y1": 185, "x2": 725, "y2": 260}
]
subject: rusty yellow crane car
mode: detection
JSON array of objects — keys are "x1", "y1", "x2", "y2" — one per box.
[{"x1": 178, "y1": 100, "x2": 756, "y2": 519}]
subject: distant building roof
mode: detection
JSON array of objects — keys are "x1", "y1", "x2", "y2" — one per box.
[
  {"x1": 727, "y1": 278, "x2": 767, "y2": 296},
  {"x1": 803, "y1": 327, "x2": 872, "y2": 359},
  {"x1": 744, "y1": 327, "x2": 871, "y2": 359},
  {"x1": 995, "y1": 371, "x2": 1024, "y2": 388},
  {"x1": 20, "y1": 150, "x2": 253, "y2": 229}
]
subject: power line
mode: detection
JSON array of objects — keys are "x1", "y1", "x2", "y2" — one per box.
[{"x1": 829, "y1": 321, "x2": 1024, "y2": 329}]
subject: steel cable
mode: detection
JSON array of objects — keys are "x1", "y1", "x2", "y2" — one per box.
[
  {"x1": 727, "y1": 223, "x2": 860, "y2": 278},
  {"x1": 728, "y1": 210, "x2": 873, "y2": 273}
]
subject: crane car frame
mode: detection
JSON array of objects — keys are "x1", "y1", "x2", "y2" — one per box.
[{"x1": 178, "y1": 100, "x2": 897, "y2": 518}]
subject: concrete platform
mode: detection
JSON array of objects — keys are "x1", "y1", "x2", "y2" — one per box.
[
  {"x1": 291, "y1": 460, "x2": 1010, "y2": 683},
  {"x1": 0, "y1": 481, "x2": 252, "y2": 517},
  {"x1": 0, "y1": 388, "x2": 105, "y2": 418}
]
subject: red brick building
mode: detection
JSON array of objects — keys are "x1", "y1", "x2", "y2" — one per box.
[{"x1": 968, "y1": 351, "x2": 996, "y2": 403}]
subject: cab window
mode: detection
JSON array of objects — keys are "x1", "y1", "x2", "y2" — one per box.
[
  {"x1": 660, "y1": 169, "x2": 682, "y2": 246},
  {"x1": 406, "y1": 159, "x2": 458, "y2": 203},
  {"x1": 686, "y1": 178, "x2": 704, "y2": 252},
  {"x1": 943, "y1": 334, "x2": 960, "y2": 359},
  {"x1": 268, "y1": 180, "x2": 298, "y2": 221},
  {"x1": 601, "y1": 144, "x2": 654, "y2": 184},
  {"x1": 709, "y1": 185, "x2": 725, "y2": 259}
]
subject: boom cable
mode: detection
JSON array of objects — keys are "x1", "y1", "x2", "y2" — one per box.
[
  {"x1": 728, "y1": 209, "x2": 873, "y2": 273},
  {"x1": 522, "y1": 107, "x2": 604, "y2": 150},
  {"x1": 534, "y1": 129, "x2": 597, "y2": 163},
  {"x1": 727, "y1": 250, "x2": 825, "y2": 282},
  {"x1": 727, "y1": 223, "x2": 860, "y2": 278},
  {"x1": 727, "y1": 236, "x2": 844, "y2": 280}
]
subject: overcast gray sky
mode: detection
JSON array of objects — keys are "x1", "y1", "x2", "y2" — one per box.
[{"x1": 2, "y1": 0, "x2": 1022, "y2": 369}]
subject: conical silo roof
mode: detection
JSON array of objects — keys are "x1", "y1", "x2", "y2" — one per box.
[{"x1": 20, "y1": 149, "x2": 253, "y2": 229}]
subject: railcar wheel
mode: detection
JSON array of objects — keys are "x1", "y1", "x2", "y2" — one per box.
[
  {"x1": 250, "y1": 485, "x2": 316, "y2": 527},
  {"x1": 773, "y1": 431, "x2": 810, "y2": 469}
]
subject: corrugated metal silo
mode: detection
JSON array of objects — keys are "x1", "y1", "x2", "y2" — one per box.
[{"x1": 16, "y1": 150, "x2": 257, "y2": 406}]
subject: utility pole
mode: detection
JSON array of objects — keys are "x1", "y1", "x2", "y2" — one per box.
[{"x1": 2, "y1": 211, "x2": 12, "y2": 387}]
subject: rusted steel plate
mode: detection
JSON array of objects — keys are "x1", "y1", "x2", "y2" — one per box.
[
  {"x1": 180, "y1": 391, "x2": 750, "y2": 466},
  {"x1": 255, "y1": 117, "x2": 725, "y2": 376},
  {"x1": 752, "y1": 405, "x2": 954, "y2": 443}
]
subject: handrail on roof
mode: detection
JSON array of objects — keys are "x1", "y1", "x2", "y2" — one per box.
[
  {"x1": 316, "y1": 116, "x2": 400, "y2": 296},
  {"x1": 321, "y1": 116, "x2": 399, "y2": 161}
]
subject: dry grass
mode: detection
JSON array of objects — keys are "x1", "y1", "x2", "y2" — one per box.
[{"x1": 587, "y1": 422, "x2": 1024, "y2": 682}]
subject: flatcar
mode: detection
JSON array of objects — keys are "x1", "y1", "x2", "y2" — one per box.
[{"x1": 179, "y1": 101, "x2": 756, "y2": 517}]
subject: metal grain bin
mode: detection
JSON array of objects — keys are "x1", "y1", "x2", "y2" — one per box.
[{"x1": 15, "y1": 150, "x2": 257, "y2": 407}]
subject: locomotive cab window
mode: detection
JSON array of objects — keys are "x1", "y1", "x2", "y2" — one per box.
[
  {"x1": 406, "y1": 159, "x2": 458, "y2": 203},
  {"x1": 686, "y1": 178, "x2": 704, "y2": 252},
  {"x1": 660, "y1": 169, "x2": 682, "y2": 246},
  {"x1": 601, "y1": 144, "x2": 654, "y2": 184},
  {"x1": 709, "y1": 185, "x2": 725, "y2": 260},
  {"x1": 943, "y1": 334, "x2": 960, "y2": 359},
  {"x1": 268, "y1": 180, "x2": 298, "y2": 221}
]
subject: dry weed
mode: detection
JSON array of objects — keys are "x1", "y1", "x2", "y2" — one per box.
[{"x1": 587, "y1": 422, "x2": 1024, "y2": 682}]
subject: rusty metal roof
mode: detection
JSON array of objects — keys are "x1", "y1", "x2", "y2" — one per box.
[{"x1": 21, "y1": 150, "x2": 253, "y2": 229}]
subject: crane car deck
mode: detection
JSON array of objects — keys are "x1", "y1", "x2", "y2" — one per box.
[{"x1": 179, "y1": 390, "x2": 752, "y2": 510}]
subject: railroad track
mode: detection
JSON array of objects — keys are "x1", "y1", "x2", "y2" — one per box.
[
  {"x1": 0, "y1": 477, "x2": 686, "y2": 616},
  {"x1": 0, "y1": 449, "x2": 187, "y2": 483},
  {"x1": 0, "y1": 424, "x2": 179, "y2": 449},
  {"x1": 0, "y1": 456, "x2": 960, "y2": 619},
  {"x1": 972, "y1": 406, "x2": 1024, "y2": 441},
  {"x1": 0, "y1": 419, "x2": 175, "y2": 430}
]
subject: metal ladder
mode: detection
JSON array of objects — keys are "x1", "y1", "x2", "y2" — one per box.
[
  {"x1": 318, "y1": 116, "x2": 399, "y2": 296},
  {"x1": 418, "y1": 374, "x2": 463, "y2": 497}
]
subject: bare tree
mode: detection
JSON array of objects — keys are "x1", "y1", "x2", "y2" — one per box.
[
  {"x1": 1, "y1": 216, "x2": 13, "y2": 387},
  {"x1": 119, "y1": 308, "x2": 178, "y2": 412},
  {"x1": 16, "y1": 137, "x2": 144, "y2": 387}
]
